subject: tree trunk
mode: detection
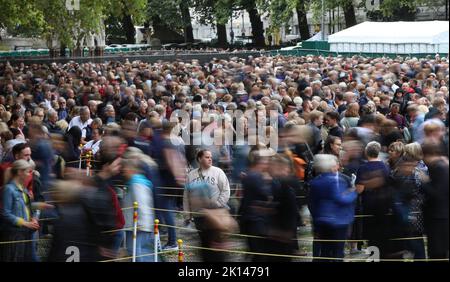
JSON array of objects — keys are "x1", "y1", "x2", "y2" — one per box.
[
  {"x1": 246, "y1": 6, "x2": 265, "y2": 47},
  {"x1": 342, "y1": 2, "x2": 357, "y2": 28},
  {"x1": 60, "y1": 45, "x2": 67, "y2": 57},
  {"x1": 122, "y1": 14, "x2": 136, "y2": 44},
  {"x1": 216, "y1": 23, "x2": 227, "y2": 48},
  {"x1": 296, "y1": 1, "x2": 311, "y2": 40},
  {"x1": 180, "y1": 1, "x2": 194, "y2": 43}
]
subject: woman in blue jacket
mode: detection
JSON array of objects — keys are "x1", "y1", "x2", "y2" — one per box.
[
  {"x1": 0, "y1": 160, "x2": 39, "y2": 261},
  {"x1": 309, "y1": 154, "x2": 357, "y2": 262}
]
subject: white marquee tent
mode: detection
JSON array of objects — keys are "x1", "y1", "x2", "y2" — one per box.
[{"x1": 328, "y1": 21, "x2": 449, "y2": 54}]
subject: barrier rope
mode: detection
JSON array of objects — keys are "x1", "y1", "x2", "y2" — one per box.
[
  {"x1": 0, "y1": 236, "x2": 444, "y2": 262},
  {"x1": 182, "y1": 244, "x2": 449, "y2": 262},
  {"x1": 65, "y1": 158, "x2": 101, "y2": 164},
  {"x1": 120, "y1": 205, "x2": 418, "y2": 222},
  {"x1": 0, "y1": 221, "x2": 428, "y2": 245},
  {"x1": 98, "y1": 250, "x2": 175, "y2": 262},
  {"x1": 137, "y1": 220, "x2": 430, "y2": 244},
  {"x1": 0, "y1": 238, "x2": 50, "y2": 245}
]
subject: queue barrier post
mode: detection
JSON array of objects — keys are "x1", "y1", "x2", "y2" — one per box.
[{"x1": 132, "y1": 201, "x2": 138, "y2": 262}]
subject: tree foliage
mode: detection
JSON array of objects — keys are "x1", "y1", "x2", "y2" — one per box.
[
  {"x1": 363, "y1": 0, "x2": 437, "y2": 21},
  {"x1": 1, "y1": 0, "x2": 147, "y2": 48}
]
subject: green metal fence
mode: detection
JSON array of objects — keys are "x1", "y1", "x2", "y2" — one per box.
[{"x1": 0, "y1": 45, "x2": 149, "y2": 59}]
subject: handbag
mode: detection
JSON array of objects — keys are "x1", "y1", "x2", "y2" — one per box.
[{"x1": 201, "y1": 208, "x2": 239, "y2": 234}]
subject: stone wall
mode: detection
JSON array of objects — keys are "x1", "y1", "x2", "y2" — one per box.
[{"x1": 0, "y1": 37, "x2": 47, "y2": 50}]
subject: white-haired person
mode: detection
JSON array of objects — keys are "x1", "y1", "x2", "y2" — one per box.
[{"x1": 309, "y1": 154, "x2": 357, "y2": 262}]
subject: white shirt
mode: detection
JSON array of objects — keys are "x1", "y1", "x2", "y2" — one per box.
[
  {"x1": 68, "y1": 116, "x2": 93, "y2": 138},
  {"x1": 44, "y1": 99, "x2": 53, "y2": 110},
  {"x1": 184, "y1": 166, "x2": 230, "y2": 212},
  {"x1": 83, "y1": 139, "x2": 102, "y2": 155}
]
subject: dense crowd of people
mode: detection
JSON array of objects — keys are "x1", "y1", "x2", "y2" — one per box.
[{"x1": 0, "y1": 53, "x2": 448, "y2": 262}]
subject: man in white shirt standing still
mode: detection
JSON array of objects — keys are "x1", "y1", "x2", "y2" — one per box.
[
  {"x1": 68, "y1": 106, "x2": 93, "y2": 144},
  {"x1": 184, "y1": 149, "x2": 231, "y2": 262}
]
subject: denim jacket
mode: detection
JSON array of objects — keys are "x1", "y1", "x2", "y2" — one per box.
[{"x1": 1, "y1": 181, "x2": 32, "y2": 232}]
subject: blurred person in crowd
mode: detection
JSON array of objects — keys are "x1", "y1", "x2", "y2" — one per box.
[
  {"x1": 391, "y1": 89, "x2": 408, "y2": 115},
  {"x1": 377, "y1": 94, "x2": 391, "y2": 116},
  {"x1": 425, "y1": 97, "x2": 447, "y2": 121},
  {"x1": 380, "y1": 119, "x2": 403, "y2": 150},
  {"x1": 341, "y1": 138, "x2": 365, "y2": 254},
  {"x1": 389, "y1": 142, "x2": 427, "y2": 259},
  {"x1": 406, "y1": 105, "x2": 426, "y2": 142},
  {"x1": 387, "y1": 103, "x2": 407, "y2": 130},
  {"x1": 62, "y1": 126, "x2": 82, "y2": 168},
  {"x1": 7, "y1": 113, "x2": 25, "y2": 137},
  {"x1": 387, "y1": 141, "x2": 405, "y2": 170},
  {"x1": 79, "y1": 136, "x2": 126, "y2": 260},
  {"x1": 307, "y1": 110, "x2": 324, "y2": 154},
  {"x1": 325, "y1": 111, "x2": 344, "y2": 139},
  {"x1": 422, "y1": 120, "x2": 448, "y2": 156},
  {"x1": 48, "y1": 179, "x2": 107, "y2": 262},
  {"x1": 154, "y1": 121, "x2": 187, "y2": 251},
  {"x1": 421, "y1": 141, "x2": 449, "y2": 259},
  {"x1": 266, "y1": 154, "x2": 299, "y2": 261},
  {"x1": 102, "y1": 105, "x2": 117, "y2": 125},
  {"x1": 238, "y1": 149, "x2": 274, "y2": 262},
  {"x1": 85, "y1": 118, "x2": 103, "y2": 142},
  {"x1": 121, "y1": 153, "x2": 156, "y2": 262},
  {"x1": 28, "y1": 121, "x2": 54, "y2": 190},
  {"x1": 309, "y1": 154, "x2": 357, "y2": 262},
  {"x1": 340, "y1": 103, "x2": 360, "y2": 130},
  {"x1": 323, "y1": 136, "x2": 343, "y2": 159},
  {"x1": 44, "y1": 108, "x2": 63, "y2": 135},
  {"x1": 356, "y1": 141, "x2": 392, "y2": 258}
]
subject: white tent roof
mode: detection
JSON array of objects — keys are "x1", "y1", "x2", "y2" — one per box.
[
  {"x1": 306, "y1": 31, "x2": 326, "y2": 41},
  {"x1": 328, "y1": 21, "x2": 449, "y2": 45}
]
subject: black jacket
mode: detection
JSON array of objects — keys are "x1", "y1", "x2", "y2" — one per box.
[
  {"x1": 423, "y1": 159, "x2": 449, "y2": 220},
  {"x1": 238, "y1": 171, "x2": 273, "y2": 236},
  {"x1": 48, "y1": 183, "x2": 116, "y2": 262}
]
